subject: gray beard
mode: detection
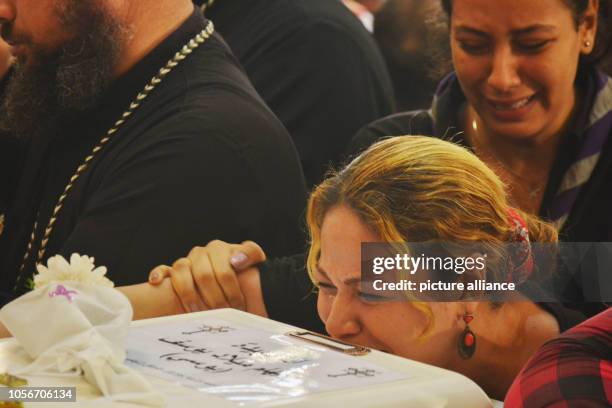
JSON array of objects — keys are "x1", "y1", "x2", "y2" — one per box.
[{"x1": 0, "y1": 1, "x2": 125, "y2": 139}]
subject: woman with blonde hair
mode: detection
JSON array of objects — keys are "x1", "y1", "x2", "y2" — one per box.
[{"x1": 151, "y1": 136, "x2": 585, "y2": 399}]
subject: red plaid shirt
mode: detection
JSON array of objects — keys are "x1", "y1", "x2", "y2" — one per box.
[{"x1": 505, "y1": 307, "x2": 612, "y2": 407}]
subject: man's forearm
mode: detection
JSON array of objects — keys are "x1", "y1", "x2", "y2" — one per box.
[{"x1": 117, "y1": 279, "x2": 186, "y2": 320}]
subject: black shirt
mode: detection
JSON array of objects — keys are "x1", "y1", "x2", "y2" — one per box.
[
  {"x1": 0, "y1": 9, "x2": 307, "y2": 301},
  {"x1": 204, "y1": 0, "x2": 395, "y2": 188}
]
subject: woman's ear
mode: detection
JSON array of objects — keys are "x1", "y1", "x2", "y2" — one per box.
[{"x1": 580, "y1": 0, "x2": 599, "y2": 55}]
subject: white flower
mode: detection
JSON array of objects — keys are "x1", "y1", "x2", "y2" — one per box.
[{"x1": 34, "y1": 253, "x2": 114, "y2": 289}]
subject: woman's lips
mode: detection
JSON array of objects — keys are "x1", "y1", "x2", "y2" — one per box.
[
  {"x1": 484, "y1": 94, "x2": 537, "y2": 121},
  {"x1": 489, "y1": 95, "x2": 534, "y2": 110}
]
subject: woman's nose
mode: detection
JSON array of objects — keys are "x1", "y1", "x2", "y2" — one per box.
[
  {"x1": 324, "y1": 296, "x2": 361, "y2": 340},
  {"x1": 487, "y1": 45, "x2": 521, "y2": 94}
]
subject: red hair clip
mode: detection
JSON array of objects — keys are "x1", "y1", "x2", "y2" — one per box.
[{"x1": 506, "y1": 208, "x2": 534, "y2": 284}]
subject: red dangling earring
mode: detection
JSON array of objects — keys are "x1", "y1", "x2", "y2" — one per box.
[{"x1": 458, "y1": 312, "x2": 476, "y2": 359}]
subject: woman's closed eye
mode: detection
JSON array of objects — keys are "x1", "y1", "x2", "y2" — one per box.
[
  {"x1": 457, "y1": 40, "x2": 490, "y2": 55},
  {"x1": 514, "y1": 39, "x2": 554, "y2": 53},
  {"x1": 457, "y1": 38, "x2": 554, "y2": 55},
  {"x1": 358, "y1": 291, "x2": 392, "y2": 304},
  {"x1": 317, "y1": 281, "x2": 337, "y2": 296}
]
